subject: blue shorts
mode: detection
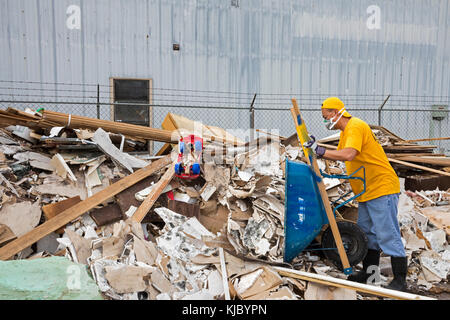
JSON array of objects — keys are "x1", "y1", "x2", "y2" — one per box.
[{"x1": 357, "y1": 193, "x2": 406, "y2": 257}]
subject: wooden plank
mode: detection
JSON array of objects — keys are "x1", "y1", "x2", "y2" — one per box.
[
  {"x1": 255, "y1": 129, "x2": 286, "y2": 139},
  {"x1": 42, "y1": 196, "x2": 82, "y2": 234},
  {"x1": 389, "y1": 158, "x2": 450, "y2": 177},
  {"x1": 162, "y1": 112, "x2": 245, "y2": 146},
  {"x1": 0, "y1": 155, "x2": 172, "y2": 261},
  {"x1": 369, "y1": 125, "x2": 406, "y2": 142},
  {"x1": 155, "y1": 143, "x2": 173, "y2": 156},
  {"x1": 41, "y1": 109, "x2": 178, "y2": 143},
  {"x1": 389, "y1": 155, "x2": 450, "y2": 167},
  {"x1": 402, "y1": 137, "x2": 450, "y2": 144},
  {"x1": 318, "y1": 142, "x2": 338, "y2": 150},
  {"x1": 132, "y1": 164, "x2": 175, "y2": 223},
  {"x1": 290, "y1": 98, "x2": 351, "y2": 273},
  {"x1": 383, "y1": 145, "x2": 437, "y2": 151},
  {"x1": 387, "y1": 153, "x2": 446, "y2": 158},
  {"x1": 273, "y1": 266, "x2": 435, "y2": 300},
  {"x1": 157, "y1": 113, "x2": 179, "y2": 156},
  {"x1": 317, "y1": 133, "x2": 341, "y2": 144}
]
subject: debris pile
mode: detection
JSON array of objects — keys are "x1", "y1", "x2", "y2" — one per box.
[
  {"x1": 318, "y1": 126, "x2": 450, "y2": 180},
  {"x1": 396, "y1": 192, "x2": 450, "y2": 294},
  {"x1": 0, "y1": 107, "x2": 446, "y2": 300},
  {"x1": 405, "y1": 189, "x2": 450, "y2": 208}
]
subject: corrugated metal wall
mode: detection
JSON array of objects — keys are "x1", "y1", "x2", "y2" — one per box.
[
  {"x1": 1, "y1": 0, "x2": 448, "y2": 94},
  {"x1": 0, "y1": 0, "x2": 449, "y2": 149}
]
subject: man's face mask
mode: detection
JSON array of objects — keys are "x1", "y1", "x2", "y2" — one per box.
[{"x1": 324, "y1": 107, "x2": 345, "y2": 130}]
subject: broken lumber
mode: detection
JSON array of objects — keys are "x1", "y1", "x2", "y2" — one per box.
[
  {"x1": 389, "y1": 155, "x2": 450, "y2": 167},
  {"x1": 162, "y1": 112, "x2": 245, "y2": 146},
  {"x1": 402, "y1": 137, "x2": 450, "y2": 144},
  {"x1": 255, "y1": 129, "x2": 286, "y2": 140},
  {"x1": 319, "y1": 142, "x2": 450, "y2": 177},
  {"x1": 40, "y1": 110, "x2": 178, "y2": 143},
  {"x1": 156, "y1": 112, "x2": 245, "y2": 155},
  {"x1": 42, "y1": 196, "x2": 82, "y2": 234},
  {"x1": 389, "y1": 158, "x2": 450, "y2": 177},
  {"x1": 318, "y1": 142, "x2": 338, "y2": 150},
  {"x1": 132, "y1": 164, "x2": 175, "y2": 223},
  {"x1": 0, "y1": 155, "x2": 172, "y2": 261},
  {"x1": 387, "y1": 153, "x2": 447, "y2": 158},
  {"x1": 273, "y1": 266, "x2": 435, "y2": 300}
]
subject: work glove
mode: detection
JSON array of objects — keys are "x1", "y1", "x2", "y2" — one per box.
[{"x1": 303, "y1": 135, "x2": 326, "y2": 158}]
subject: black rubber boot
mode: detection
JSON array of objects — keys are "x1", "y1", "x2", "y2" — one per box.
[
  {"x1": 347, "y1": 249, "x2": 380, "y2": 283},
  {"x1": 385, "y1": 256, "x2": 408, "y2": 292}
]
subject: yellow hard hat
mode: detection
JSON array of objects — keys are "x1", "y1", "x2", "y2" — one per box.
[{"x1": 321, "y1": 97, "x2": 351, "y2": 117}]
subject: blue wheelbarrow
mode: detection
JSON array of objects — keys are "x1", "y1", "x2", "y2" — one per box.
[{"x1": 283, "y1": 159, "x2": 369, "y2": 271}]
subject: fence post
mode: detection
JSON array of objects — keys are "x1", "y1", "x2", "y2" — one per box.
[
  {"x1": 97, "y1": 84, "x2": 100, "y2": 119},
  {"x1": 249, "y1": 93, "x2": 257, "y2": 141},
  {"x1": 378, "y1": 94, "x2": 390, "y2": 126}
]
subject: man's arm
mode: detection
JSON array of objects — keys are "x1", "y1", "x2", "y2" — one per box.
[{"x1": 322, "y1": 147, "x2": 359, "y2": 161}]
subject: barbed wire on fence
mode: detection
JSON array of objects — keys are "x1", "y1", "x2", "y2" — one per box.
[
  {"x1": 1, "y1": 105, "x2": 449, "y2": 155},
  {"x1": 0, "y1": 79, "x2": 448, "y2": 154},
  {"x1": 0, "y1": 79, "x2": 449, "y2": 100}
]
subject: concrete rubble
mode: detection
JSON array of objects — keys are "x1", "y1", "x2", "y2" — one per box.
[{"x1": 0, "y1": 108, "x2": 447, "y2": 300}]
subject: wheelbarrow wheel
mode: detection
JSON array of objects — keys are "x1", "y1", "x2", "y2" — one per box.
[{"x1": 321, "y1": 221, "x2": 368, "y2": 270}]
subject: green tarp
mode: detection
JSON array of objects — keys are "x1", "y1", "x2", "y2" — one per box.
[{"x1": 0, "y1": 256, "x2": 103, "y2": 300}]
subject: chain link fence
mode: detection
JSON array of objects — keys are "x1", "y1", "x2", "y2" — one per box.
[{"x1": 0, "y1": 80, "x2": 449, "y2": 155}]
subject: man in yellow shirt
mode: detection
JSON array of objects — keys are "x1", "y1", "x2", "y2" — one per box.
[{"x1": 304, "y1": 97, "x2": 407, "y2": 291}]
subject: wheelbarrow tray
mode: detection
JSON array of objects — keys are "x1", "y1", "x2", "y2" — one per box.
[{"x1": 283, "y1": 159, "x2": 329, "y2": 262}]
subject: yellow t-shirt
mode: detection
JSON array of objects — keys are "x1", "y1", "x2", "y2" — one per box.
[{"x1": 337, "y1": 117, "x2": 400, "y2": 202}]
